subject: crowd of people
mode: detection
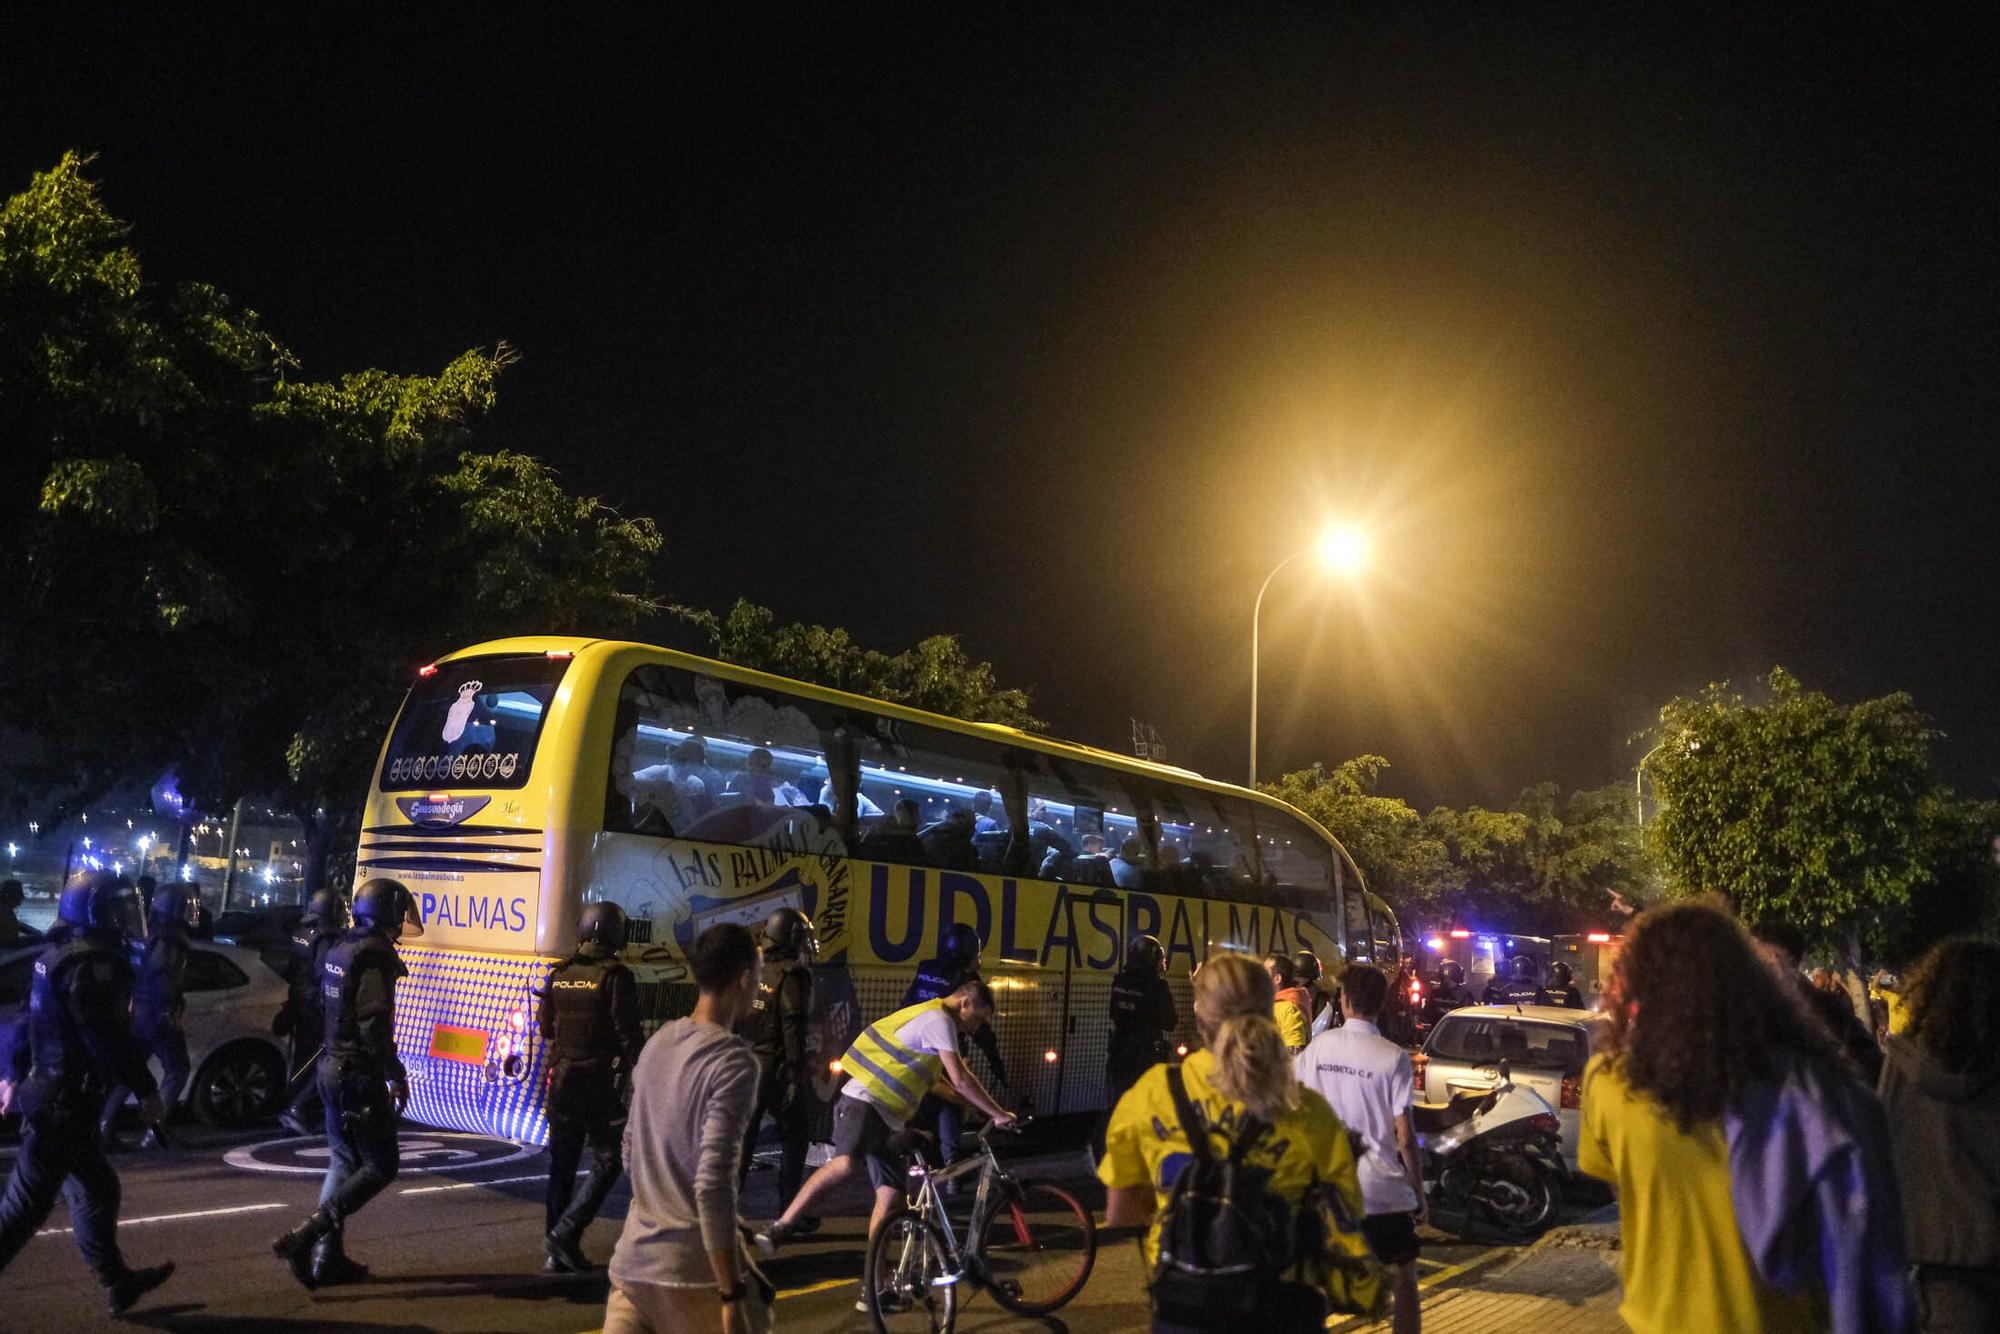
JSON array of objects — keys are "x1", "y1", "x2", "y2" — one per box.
[{"x1": 1, "y1": 866, "x2": 1994, "y2": 1333}]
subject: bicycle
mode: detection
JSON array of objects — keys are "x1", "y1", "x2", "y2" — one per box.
[{"x1": 864, "y1": 1116, "x2": 1097, "y2": 1333}]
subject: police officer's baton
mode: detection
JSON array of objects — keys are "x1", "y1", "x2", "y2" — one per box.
[{"x1": 283, "y1": 1046, "x2": 325, "y2": 1102}]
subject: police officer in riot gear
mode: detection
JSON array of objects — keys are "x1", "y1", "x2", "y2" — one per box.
[
  {"x1": 1294, "y1": 947, "x2": 1335, "y2": 1034},
  {"x1": 1097, "y1": 934, "x2": 1177, "y2": 1157},
  {"x1": 1547, "y1": 960, "x2": 1585, "y2": 1008},
  {"x1": 1483, "y1": 954, "x2": 1551, "y2": 1007},
  {"x1": 0, "y1": 873, "x2": 176, "y2": 1314},
  {"x1": 101, "y1": 879, "x2": 195, "y2": 1151},
  {"x1": 275, "y1": 890, "x2": 347, "y2": 1137},
  {"x1": 538, "y1": 899, "x2": 643, "y2": 1274},
  {"x1": 740, "y1": 906, "x2": 817, "y2": 1216},
  {"x1": 903, "y1": 922, "x2": 1007, "y2": 1167},
  {"x1": 271, "y1": 877, "x2": 423, "y2": 1289}
]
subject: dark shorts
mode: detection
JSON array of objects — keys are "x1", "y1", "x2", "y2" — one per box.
[
  {"x1": 1361, "y1": 1211, "x2": 1422, "y2": 1266},
  {"x1": 830, "y1": 1094, "x2": 900, "y2": 1188}
]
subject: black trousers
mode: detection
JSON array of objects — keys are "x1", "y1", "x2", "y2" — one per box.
[
  {"x1": 283, "y1": 1028, "x2": 324, "y2": 1127},
  {"x1": 545, "y1": 1064, "x2": 623, "y2": 1238},
  {"x1": 0, "y1": 1084, "x2": 131, "y2": 1283},
  {"x1": 100, "y1": 1019, "x2": 190, "y2": 1134},
  {"x1": 738, "y1": 1067, "x2": 809, "y2": 1210},
  {"x1": 315, "y1": 1064, "x2": 400, "y2": 1228}
]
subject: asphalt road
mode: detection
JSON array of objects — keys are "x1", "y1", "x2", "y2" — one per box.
[{"x1": 0, "y1": 1118, "x2": 1534, "y2": 1333}]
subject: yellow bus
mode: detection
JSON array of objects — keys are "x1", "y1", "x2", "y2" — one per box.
[{"x1": 360, "y1": 636, "x2": 1400, "y2": 1142}]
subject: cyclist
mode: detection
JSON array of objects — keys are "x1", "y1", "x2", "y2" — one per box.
[
  {"x1": 902, "y1": 923, "x2": 1007, "y2": 1168},
  {"x1": 757, "y1": 981, "x2": 1014, "y2": 1310}
]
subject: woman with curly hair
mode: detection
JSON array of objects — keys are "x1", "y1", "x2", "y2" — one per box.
[
  {"x1": 1580, "y1": 900, "x2": 1908, "y2": 1333},
  {"x1": 1878, "y1": 937, "x2": 2000, "y2": 1331}
]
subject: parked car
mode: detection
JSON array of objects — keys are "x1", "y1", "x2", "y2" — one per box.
[
  {"x1": 1417, "y1": 1003, "x2": 1601, "y2": 1169},
  {"x1": 0, "y1": 938, "x2": 292, "y2": 1127},
  {"x1": 211, "y1": 903, "x2": 305, "y2": 954}
]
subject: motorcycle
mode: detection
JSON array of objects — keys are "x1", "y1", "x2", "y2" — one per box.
[{"x1": 1413, "y1": 1057, "x2": 1567, "y2": 1238}]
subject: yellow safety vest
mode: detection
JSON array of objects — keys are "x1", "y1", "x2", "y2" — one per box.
[{"x1": 842, "y1": 999, "x2": 950, "y2": 1121}]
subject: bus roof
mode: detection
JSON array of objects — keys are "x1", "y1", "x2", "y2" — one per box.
[{"x1": 430, "y1": 634, "x2": 1368, "y2": 888}]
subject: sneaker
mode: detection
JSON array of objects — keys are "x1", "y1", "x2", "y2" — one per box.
[
  {"x1": 105, "y1": 1261, "x2": 175, "y2": 1315},
  {"x1": 753, "y1": 1218, "x2": 800, "y2": 1256},
  {"x1": 278, "y1": 1109, "x2": 312, "y2": 1138},
  {"x1": 857, "y1": 1286, "x2": 911, "y2": 1315},
  {"x1": 793, "y1": 1215, "x2": 822, "y2": 1237}
]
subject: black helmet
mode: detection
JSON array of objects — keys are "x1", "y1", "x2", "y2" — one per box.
[
  {"x1": 1293, "y1": 949, "x2": 1323, "y2": 985},
  {"x1": 940, "y1": 921, "x2": 982, "y2": 965},
  {"x1": 1549, "y1": 960, "x2": 1574, "y2": 986},
  {"x1": 58, "y1": 870, "x2": 138, "y2": 935},
  {"x1": 1128, "y1": 934, "x2": 1165, "y2": 974},
  {"x1": 578, "y1": 900, "x2": 629, "y2": 955},
  {"x1": 304, "y1": 889, "x2": 347, "y2": 928},
  {"x1": 1510, "y1": 954, "x2": 1537, "y2": 981},
  {"x1": 149, "y1": 881, "x2": 197, "y2": 931},
  {"x1": 762, "y1": 907, "x2": 817, "y2": 961},
  {"x1": 352, "y1": 878, "x2": 424, "y2": 939},
  {"x1": 1442, "y1": 961, "x2": 1466, "y2": 986}
]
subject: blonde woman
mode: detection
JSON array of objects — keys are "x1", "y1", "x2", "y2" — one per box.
[{"x1": 1099, "y1": 953, "x2": 1364, "y2": 1333}]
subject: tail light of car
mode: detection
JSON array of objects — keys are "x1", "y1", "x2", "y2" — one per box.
[
  {"x1": 1560, "y1": 1074, "x2": 1581, "y2": 1110},
  {"x1": 1529, "y1": 1112, "x2": 1561, "y2": 1136},
  {"x1": 1408, "y1": 974, "x2": 1424, "y2": 1005}
]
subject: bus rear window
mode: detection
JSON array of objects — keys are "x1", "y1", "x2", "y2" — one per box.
[{"x1": 379, "y1": 655, "x2": 570, "y2": 791}]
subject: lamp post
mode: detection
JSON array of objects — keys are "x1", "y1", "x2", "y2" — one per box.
[
  {"x1": 1634, "y1": 735, "x2": 1698, "y2": 827},
  {"x1": 1249, "y1": 525, "x2": 1369, "y2": 787}
]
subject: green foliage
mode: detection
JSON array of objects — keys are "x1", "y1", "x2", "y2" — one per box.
[
  {"x1": 1263, "y1": 759, "x2": 1648, "y2": 934},
  {"x1": 1643, "y1": 668, "x2": 1978, "y2": 954},
  {"x1": 673, "y1": 599, "x2": 1041, "y2": 729},
  {"x1": 0, "y1": 154, "x2": 661, "y2": 884}
]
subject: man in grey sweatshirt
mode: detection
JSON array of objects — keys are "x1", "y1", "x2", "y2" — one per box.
[{"x1": 605, "y1": 923, "x2": 771, "y2": 1334}]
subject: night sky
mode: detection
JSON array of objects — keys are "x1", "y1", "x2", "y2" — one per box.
[{"x1": 7, "y1": 9, "x2": 1995, "y2": 809}]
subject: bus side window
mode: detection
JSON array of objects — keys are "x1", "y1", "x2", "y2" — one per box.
[
  {"x1": 607, "y1": 664, "x2": 831, "y2": 844},
  {"x1": 1343, "y1": 887, "x2": 1374, "y2": 963},
  {"x1": 849, "y1": 711, "x2": 1023, "y2": 872}
]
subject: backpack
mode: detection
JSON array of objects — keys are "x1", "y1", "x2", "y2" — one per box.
[
  {"x1": 1148, "y1": 1064, "x2": 1306, "y2": 1324},
  {"x1": 1150, "y1": 1064, "x2": 1390, "y2": 1325}
]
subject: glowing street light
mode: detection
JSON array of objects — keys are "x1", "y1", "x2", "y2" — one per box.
[{"x1": 1249, "y1": 523, "x2": 1370, "y2": 786}]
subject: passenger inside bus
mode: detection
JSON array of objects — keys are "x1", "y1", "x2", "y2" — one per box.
[{"x1": 605, "y1": 662, "x2": 1340, "y2": 904}]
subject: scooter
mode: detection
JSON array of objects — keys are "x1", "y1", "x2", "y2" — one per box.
[{"x1": 1412, "y1": 1058, "x2": 1567, "y2": 1238}]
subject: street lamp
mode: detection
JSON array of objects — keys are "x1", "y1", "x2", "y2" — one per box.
[{"x1": 1249, "y1": 523, "x2": 1370, "y2": 786}]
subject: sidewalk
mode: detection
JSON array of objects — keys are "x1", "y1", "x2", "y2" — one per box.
[{"x1": 1334, "y1": 1213, "x2": 1624, "y2": 1333}]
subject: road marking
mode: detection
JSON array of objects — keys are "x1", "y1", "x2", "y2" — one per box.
[
  {"x1": 226, "y1": 1131, "x2": 539, "y2": 1176},
  {"x1": 400, "y1": 1169, "x2": 584, "y2": 1196},
  {"x1": 37, "y1": 1201, "x2": 285, "y2": 1237},
  {"x1": 776, "y1": 1277, "x2": 856, "y2": 1300}
]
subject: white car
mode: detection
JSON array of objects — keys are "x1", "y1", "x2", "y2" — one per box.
[
  {"x1": 0, "y1": 939, "x2": 293, "y2": 1126},
  {"x1": 1417, "y1": 1003, "x2": 1601, "y2": 1169}
]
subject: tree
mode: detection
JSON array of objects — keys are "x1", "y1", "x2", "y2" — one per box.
[
  {"x1": 673, "y1": 598, "x2": 1040, "y2": 729},
  {"x1": 1266, "y1": 759, "x2": 1654, "y2": 936},
  {"x1": 1262, "y1": 757, "x2": 1459, "y2": 925},
  {"x1": 1, "y1": 153, "x2": 663, "y2": 887},
  {"x1": 1642, "y1": 668, "x2": 1977, "y2": 1007}
]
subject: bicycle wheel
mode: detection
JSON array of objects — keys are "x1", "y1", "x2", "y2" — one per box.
[
  {"x1": 866, "y1": 1207, "x2": 960, "y2": 1334},
  {"x1": 975, "y1": 1179, "x2": 1097, "y2": 1315}
]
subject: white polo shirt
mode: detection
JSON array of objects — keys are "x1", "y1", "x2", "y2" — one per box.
[{"x1": 1293, "y1": 1017, "x2": 1419, "y2": 1215}]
